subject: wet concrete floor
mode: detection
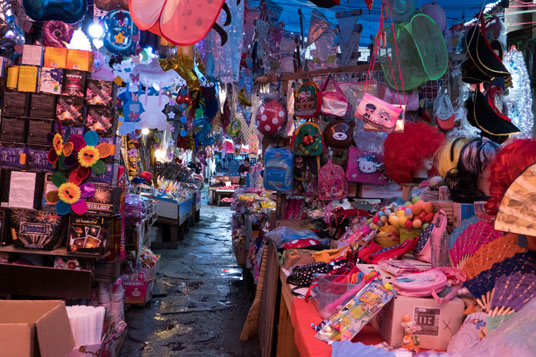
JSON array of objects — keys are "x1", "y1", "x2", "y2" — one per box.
[{"x1": 120, "y1": 204, "x2": 261, "y2": 356}]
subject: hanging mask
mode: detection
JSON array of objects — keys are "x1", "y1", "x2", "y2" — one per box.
[{"x1": 104, "y1": 10, "x2": 139, "y2": 56}]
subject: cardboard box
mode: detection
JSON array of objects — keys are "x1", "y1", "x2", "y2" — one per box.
[
  {"x1": 62, "y1": 69, "x2": 87, "y2": 97},
  {"x1": 21, "y1": 45, "x2": 44, "y2": 66},
  {"x1": 44, "y1": 47, "x2": 68, "y2": 68},
  {"x1": 0, "y1": 300, "x2": 75, "y2": 357},
  {"x1": 66, "y1": 49, "x2": 94, "y2": 72},
  {"x1": 359, "y1": 183, "x2": 402, "y2": 199},
  {"x1": 17, "y1": 65, "x2": 39, "y2": 93},
  {"x1": 371, "y1": 295, "x2": 465, "y2": 350},
  {"x1": 39, "y1": 67, "x2": 63, "y2": 95},
  {"x1": 452, "y1": 202, "x2": 475, "y2": 227}
]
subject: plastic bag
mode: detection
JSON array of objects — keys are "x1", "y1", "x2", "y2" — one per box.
[{"x1": 264, "y1": 226, "x2": 319, "y2": 248}]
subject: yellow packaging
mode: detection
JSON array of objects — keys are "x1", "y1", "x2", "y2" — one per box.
[
  {"x1": 44, "y1": 47, "x2": 68, "y2": 68},
  {"x1": 17, "y1": 66, "x2": 39, "y2": 92},
  {"x1": 6, "y1": 66, "x2": 19, "y2": 89},
  {"x1": 66, "y1": 49, "x2": 94, "y2": 72}
]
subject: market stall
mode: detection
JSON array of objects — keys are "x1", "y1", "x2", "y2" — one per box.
[{"x1": 0, "y1": 0, "x2": 535, "y2": 355}]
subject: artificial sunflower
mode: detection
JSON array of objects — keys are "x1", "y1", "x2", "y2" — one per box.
[
  {"x1": 45, "y1": 172, "x2": 95, "y2": 215},
  {"x1": 69, "y1": 131, "x2": 114, "y2": 185}
]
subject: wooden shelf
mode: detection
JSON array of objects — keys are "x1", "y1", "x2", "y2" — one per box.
[
  {"x1": 0, "y1": 263, "x2": 92, "y2": 299},
  {"x1": 0, "y1": 244, "x2": 106, "y2": 259}
]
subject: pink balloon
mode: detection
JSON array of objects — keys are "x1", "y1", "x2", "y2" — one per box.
[{"x1": 43, "y1": 20, "x2": 75, "y2": 48}]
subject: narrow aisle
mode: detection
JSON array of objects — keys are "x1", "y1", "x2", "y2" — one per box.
[{"x1": 120, "y1": 205, "x2": 260, "y2": 356}]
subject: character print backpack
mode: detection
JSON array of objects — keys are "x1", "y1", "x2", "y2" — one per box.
[
  {"x1": 290, "y1": 122, "x2": 324, "y2": 156},
  {"x1": 294, "y1": 81, "x2": 322, "y2": 118},
  {"x1": 318, "y1": 160, "x2": 347, "y2": 201}
]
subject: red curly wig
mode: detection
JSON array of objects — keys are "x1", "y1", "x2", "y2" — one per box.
[
  {"x1": 384, "y1": 121, "x2": 446, "y2": 184},
  {"x1": 485, "y1": 139, "x2": 536, "y2": 215}
]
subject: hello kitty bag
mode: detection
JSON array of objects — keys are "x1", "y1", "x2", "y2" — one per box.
[{"x1": 346, "y1": 147, "x2": 388, "y2": 185}]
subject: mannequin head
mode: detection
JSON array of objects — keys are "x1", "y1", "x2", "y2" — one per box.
[
  {"x1": 433, "y1": 137, "x2": 472, "y2": 178},
  {"x1": 384, "y1": 121, "x2": 445, "y2": 184},
  {"x1": 445, "y1": 137, "x2": 501, "y2": 203},
  {"x1": 486, "y1": 139, "x2": 536, "y2": 215}
]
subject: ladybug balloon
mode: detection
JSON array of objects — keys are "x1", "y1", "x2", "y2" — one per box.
[{"x1": 104, "y1": 10, "x2": 139, "y2": 55}]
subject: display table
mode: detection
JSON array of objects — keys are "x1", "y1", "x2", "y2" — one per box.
[
  {"x1": 278, "y1": 268, "x2": 384, "y2": 357},
  {"x1": 152, "y1": 194, "x2": 193, "y2": 249},
  {"x1": 209, "y1": 187, "x2": 234, "y2": 205}
]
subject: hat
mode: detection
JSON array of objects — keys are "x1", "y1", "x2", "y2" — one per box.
[
  {"x1": 135, "y1": 171, "x2": 153, "y2": 185},
  {"x1": 463, "y1": 25, "x2": 510, "y2": 84},
  {"x1": 465, "y1": 88, "x2": 520, "y2": 144}
]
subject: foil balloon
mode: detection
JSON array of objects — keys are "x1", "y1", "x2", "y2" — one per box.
[
  {"x1": 0, "y1": 0, "x2": 24, "y2": 58},
  {"x1": 130, "y1": 0, "x2": 226, "y2": 46},
  {"x1": 94, "y1": 0, "x2": 128, "y2": 11},
  {"x1": 104, "y1": 10, "x2": 139, "y2": 55},
  {"x1": 174, "y1": 45, "x2": 201, "y2": 90},
  {"x1": 23, "y1": 0, "x2": 87, "y2": 23},
  {"x1": 43, "y1": 21, "x2": 74, "y2": 47},
  {"x1": 194, "y1": 118, "x2": 215, "y2": 146}
]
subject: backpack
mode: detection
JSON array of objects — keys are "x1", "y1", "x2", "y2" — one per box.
[
  {"x1": 318, "y1": 160, "x2": 347, "y2": 201},
  {"x1": 294, "y1": 81, "x2": 322, "y2": 118},
  {"x1": 264, "y1": 146, "x2": 293, "y2": 192},
  {"x1": 290, "y1": 122, "x2": 324, "y2": 156}
]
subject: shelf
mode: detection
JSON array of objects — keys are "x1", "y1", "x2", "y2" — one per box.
[
  {"x1": 0, "y1": 244, "x2": 106, "y2": 259},
  {"x1": 0, "y1": 263, "x2": 92, "y2": 299}
]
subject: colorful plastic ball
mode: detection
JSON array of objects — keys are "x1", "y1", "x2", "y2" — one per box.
[
  {"x1": 380, "y1": 216, "x2": 388, "y2": 223},
  {"x1": 405, "y1": 220, "x2": 413, "y2": 229},
  {"x1": 412, "y1": 196, "x2": 421, "y2": 204},
  {"x1": 405, "y1": 208, "x2": 413, "y2": 217},
  {"x1": 378, "y1": 211, "x2": 385, "y2": 217},
  {"x1": 412, "y1": 219, "x2": 422, "y2": 229},
  {"x1": 424, "y1": 201, "x2": 434, "y2": 214},
  {"x1": 425, "y1": 212, "x2": 434, "y2": 223},
  {"x1": 389, "y1": 214, "x2": 399, "y2": 226},
  {"x1": 373, "y1": 216, "x2": 380, "y2": 224},
  {"x1": 384, "y1": 209, "x2": 392, "y2": 215}
]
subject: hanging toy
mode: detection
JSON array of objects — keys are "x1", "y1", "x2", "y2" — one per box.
[
  {"x1": 23, "y1": 0, "x2": 87, "y2": 23},
  {"x1": 42, "y1": 21, "x2": 74, "y2": 47},
  {"x1": 103, "y1": 10, "x2": 139, "y2": 56},
  {"x1": 174, "y1": 45, "x2": 201, "y2": 90}
]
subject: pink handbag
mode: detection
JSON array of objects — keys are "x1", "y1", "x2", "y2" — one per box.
[
  {"x1": 414, "y1": 209, "x2": 448, "y2": 263},
  {"x1": 355, "y1": 93, "x2": 402, "y2": 132},
  {"x1": 393, "y1": 267, "x2": 466, "y2": 304},
  {"x1": 320, "y1": 75, "x2": 350, "y2": 117}
]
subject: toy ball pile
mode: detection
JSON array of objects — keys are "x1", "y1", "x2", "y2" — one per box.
[{"x1": 371, "y1": 197, "x2": 435, "y2": 231}]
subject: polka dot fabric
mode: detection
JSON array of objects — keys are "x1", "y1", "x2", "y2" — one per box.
[
  {"x1": 286, "y1": 262, "x2": 333, "y2": 288},
  {"x1": 256, "y1": 100, "x2": 286, "y2": 135}
]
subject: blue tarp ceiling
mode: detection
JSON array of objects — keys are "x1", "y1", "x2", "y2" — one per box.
[{"x1": 249, "y1": 0, "x2": 498, "y2": 47}]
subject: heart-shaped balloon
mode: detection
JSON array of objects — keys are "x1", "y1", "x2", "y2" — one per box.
[{"x1": 23, "y1": 0, "x2": 87, "y2": 23}]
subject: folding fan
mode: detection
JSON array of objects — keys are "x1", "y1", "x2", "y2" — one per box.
[
  {"x1": 495, "y1": 162, "x2": 536, "y2": 237},
  {"x1": 463, "y1": 251, "x2": 536, "y2": 311},
  {"x1": 462, "y1": 233, "x2": 528, "y2": 280},
  {"x1": 129, "y1": 0, "x2": 228, "y2": 46},
  {"x1": 448, "y1": 216, "x2": 482, "y2": 250},
  {"x1": 449, "y1": 220, "x2": 504, "y2": 268},
  {"x1": 489, "y1": 272, "x2": 536, "y2": 317}
]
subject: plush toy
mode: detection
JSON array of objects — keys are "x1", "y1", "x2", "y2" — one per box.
[
  {"x1": 138, "y1": 93, "x2": 169, "y2": 131},
  {"x1": 384, "y1": 121, "x2": 445, "y2": 184},
  {"x1": 401, "y1": 315, "x2": 421, "y2": 352}
]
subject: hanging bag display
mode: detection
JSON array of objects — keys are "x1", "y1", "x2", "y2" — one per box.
[
  {"x1": 320, "y1": 74, "x2": 350, "y2": 117},
  {"x1": 290, "y1": 121, "x2": 324, "y2": 156},
  {"x1": 294, "y1": 81, "x2": 322, "y2": 118},
  {"x1": 323, "y1": 120, "x2": 355, "y2": 148},
  {"x1": 264, "y1": 146, "x2": 294, "y2": 192},
  {"x1": 318, "y1": 160, "x2": 347, "y2": 201},
  {"x1": 355, "y1": 1, "x2": 406, "y2": 133}
]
